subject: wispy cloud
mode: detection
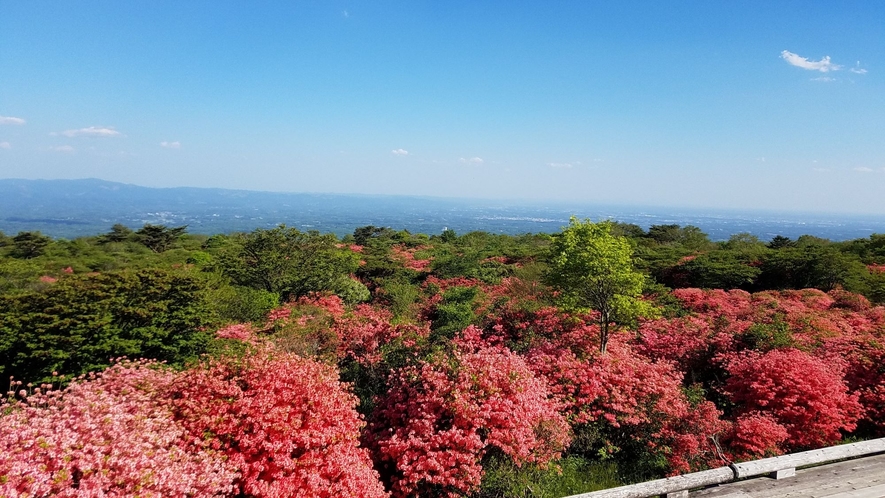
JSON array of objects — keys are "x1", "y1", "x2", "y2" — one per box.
[
  {"x1": 0, "y1": 141, "x2": 10, "y2": 149},
  {"x1": 0, "y1": 115, "x2": 25, "y2": 125},
  {"x1": 391, "y1": 148, "x2": 409, "y2": 156},
  {"x1": 811, "y1": 76, "x2": 836, "y2": 82},
  {"x1": 853, "y1": 167, "x2": 874, "y2": 173},
  {"x1": 850, "y1": 62, "x2": 868, "y2": 74},
  {"x1": 50, "y1": 145, "x2": 76, "y2": 153},
  {"x1": 160, "y1": 141, "x2": 181, "y2": 149},
  {"x1": 60, "y1": 126, "x2": 122, "y2": 138},
  {"x1": 781, "y1": 50, "x2": 841, "y2": 72},
  {"x1": 547, "y1": 162, "x2": 574, "y2": 169},
  {"x1": 459, "y1": 157, "x2": 484, "y2": 165}
]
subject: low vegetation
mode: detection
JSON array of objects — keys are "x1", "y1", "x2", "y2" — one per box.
[{"x1": 1, "y1": 221, "x2": 884, "y2": 497}]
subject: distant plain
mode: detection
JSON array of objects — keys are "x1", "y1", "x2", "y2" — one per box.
[{"x1": 2, "y1": 178, "x2": 883, "y2": 241}]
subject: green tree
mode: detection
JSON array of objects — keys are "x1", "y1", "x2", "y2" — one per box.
[
  {"x1": 0, "y1": 268, "x2": 214, "y2": 383},
  {"x1": 679, "y1": 251, "x2": 762, "y2": 290},
  {"x1": 352, "y1": 225, "x2": 396, "y2": 246},
  {"x1": 213, "y1": 225, "x2": 362, "y2": 301},
  {"x1": 99, "y1": 223, "x2": 134, "y2": 244},
  {"x1": 645, "y1": 224, "x2": 711, "y2": 250},
  {"x1": 135, "y1": 224, "x2": 187, "y2": 252},
  {"x1": 547, "y1": 218, "x2": 654, "y2": 354},
  {"x1": 767, "y1": 235, "x2": 795, "y2": 250},
  {"x1": 10, "y1": 231, "x2": 52, "y2": 259},
  {"x1": 759, "y1": 245, "x2": 861, "y2": 291}
]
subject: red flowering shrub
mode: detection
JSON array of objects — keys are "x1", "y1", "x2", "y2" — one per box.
[
  {"x1": 868, "y1": 264, "x2": 885, "y2": 274},
  {"x1": 331, "y1": 304, "x2": 430, "y2": 366},
  {"x1": 829, "y1": 289, "x2": 872, "y2": 311},
  {"x1": 170, "y1": 349, "x2": 388, "y2": 498},
  {"x1": 263, "y1": 295, "x2": 347, "y2": 359},
  {"x1": 636, "y1": 315, "x2": 734, "y2": 375},
  {"x1": 0, "y1": 361, "x2": 236, "y2": 498},
  {"x1": 366, "y1": 345, "x2": 569, "y2": 497},
  {"x1": 391, "y1": 244, "x2": 432, "y2": 272},
  {"x1": 724, "y1": 412, "x2": 789, "y2": 460},
  {"x1": 842, "y1": 344, "x2": 885, "y2": 434},
  {"x1": 527, "y1": 338, "x2": 726, "y2": 473},
  {"x1": 723, "y1": 348, "x2": 863, "y2": 450},
  {"x1": 215, "y1": 322, "x2": 256, "y2": 341}
]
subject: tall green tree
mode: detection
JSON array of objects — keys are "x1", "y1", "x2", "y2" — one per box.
[
  {"x1": 213, "y1": 225, "x2": 363, "y2": 301},
  {"x1": 135, "y1": 224, "x2": 187, "y2": 252},
  {"x1": 10, "y1": 231, "x2": 51, "y2": 259},
  {"x1": 547, "y1": 218, "x2": 654, "y2": 354},
  {"x1": 99, "y1": 223, "x2": 134, "y2": 244}
]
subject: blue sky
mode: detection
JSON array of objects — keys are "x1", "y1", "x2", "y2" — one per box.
[{"x1": 1, "y1": 1, "x2": 884, "y2": 213}]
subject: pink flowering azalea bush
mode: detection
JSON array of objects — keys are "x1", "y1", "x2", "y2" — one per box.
[
  {"x1": 366, "y1": 344, "x2": 570, "y2": 498},
  {"x1": 170, "y1": 348, "x2": 388, "y2": 498},
  {"x1": 723, "y1": 348, "x2": 863, "y2": 451},
  {"x1": 0, "y1": 361, "x2": 237, "y2": 498}
]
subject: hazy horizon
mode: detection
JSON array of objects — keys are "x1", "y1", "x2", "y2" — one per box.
[{"x1": 2, "y1": 2, "x2": 884, "y2": 214}]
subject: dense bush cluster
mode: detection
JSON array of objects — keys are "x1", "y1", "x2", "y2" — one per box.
[{"x1": 2, "y1": 223, "x2": 885, "y2": 497}]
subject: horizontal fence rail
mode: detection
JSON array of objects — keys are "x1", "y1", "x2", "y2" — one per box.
[{"x1": 564, "y1": 438, "x2": 885, "y2": 498}]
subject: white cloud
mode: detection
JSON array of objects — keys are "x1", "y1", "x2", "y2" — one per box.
[
  {"x1": 850, "y1": 62, "x2": 868, "y2": 74},
  {"x1": 755, "y1": 157, "x2": 766, "y2": 163},
  {"x1": 811, "y1": 77, "x2": 836, "y2": 82},
  {"x1": 459, "y1": 157, "x2": 484, "y2": 165},
  {"x1": 0, "y1": 141, "x2": 10, "y2": 149},
  {"x1": 160, "y1": 141, "x2": 181, "y2": 149},
  {"x1": 61, "y1": 126, "x2": 122, "y2": 138},
  {"x1": 0, "y1": 115, "x2": 25, "y2": 125},
  {"x1": 854, "y1": 167, "x2": 874, "y2": 173},
  {"x1": 781, "y1": 50, "x2": 841, "y2": 72},
  {"x1": 547, "y1": 162, "x2": 573, "y2": 169},
  {"x1": 50, "y1": 145, "x2": 76, "y2": 153},
  {"x1": 391, "y1": 148, "x2": 409, "y2": 156}
]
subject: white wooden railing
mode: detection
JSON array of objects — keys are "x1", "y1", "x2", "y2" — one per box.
[{"x1": 564, "y1": 438, "x2": 885, "y2": 498}]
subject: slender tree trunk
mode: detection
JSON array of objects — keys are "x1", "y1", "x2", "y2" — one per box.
[{"x1": 599, "y1": 318, "x2": 609, "y2": 354}]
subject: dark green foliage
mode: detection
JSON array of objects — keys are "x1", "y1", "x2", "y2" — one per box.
[
  {"x1": 741, "y1": 316, "x2": 795, "y2": 351},
  {"x1": 864, "y1": 270, "x2": 885, "y2": 304},
  {"x1": 438, "y1": 228, "x2": 458, "y2": 243},
  {"x1": 353, "y1": 225, "x2": 396, "y2": 245},
  {"x1": 213, "y1": 225, "x2": 361, "y2": 300},
  {"x1": 721, "y1": 232, "x2": 766, "y2": 253},
  {"x1": 431, "y1": 247, "x2": 485, "y2": 279},
  {"x1": 840, "y1": 233, "x2": 885, "y2": 263},
  {"x1": 135, "y1": 224, "x2": 187, "y2": 252},
  {"x1": 210, "y1": 284, "x2": 280, "y2": 323},
  {"x1": 609, "y1": 222, "x2": 646, "y2": 239},
  {"x1": 758, "y1": 245, "x2": 862, "y2": 291},
  {"x1": 430, "y1": 286, "x2": 481, "y2": 343},
  {"x1": 0, "y1": 268, "x2": 214, "y2": 384},
  {"x1": 99, "y1": 223, "x2": 134, "y2": 244},
  {"x1": 10, "y1": 231, "x2": 51, "y2": 259},
  {"x1": 678, "y1": 251, "x2": 762, "y2": 290},
  {"x1": 768, "y1": 235, "x2": 795, "y2": 250},
  {"x1": 645, "y1": 225, "x2": 711, "y2": 250},
  {"x1": 380, "y1": 280, "x2": 422, "y2": 320}
]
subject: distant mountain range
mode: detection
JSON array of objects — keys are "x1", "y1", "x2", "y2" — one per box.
[{"x1": 1, "y1": 178, "x2": 884, "y2": 241}]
